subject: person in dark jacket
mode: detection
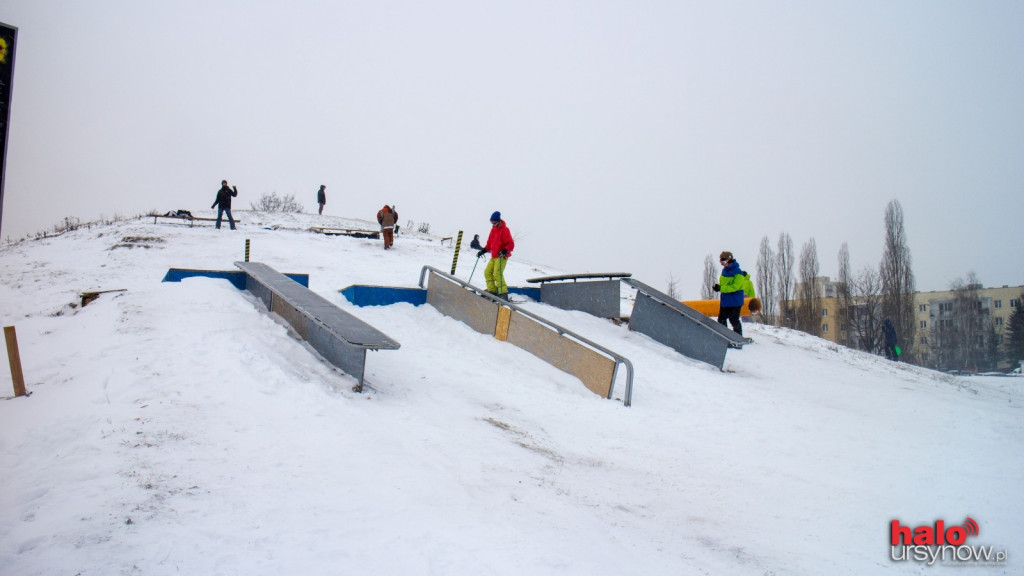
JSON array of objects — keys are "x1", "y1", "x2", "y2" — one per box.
[
  {"x1": 317, "y1": 185, "x2": 326, "y2": 215},
  {"x1": 477, "y1": 211, "x2": 514, "y2": 299},
  {"x1": 211, "y1": 180, "x2": 238, "y2": 230},
  {"x1": 883, "y1": 318, "x2": 900, "y2": 361},
  {"x1": 712, "y1": 250, "x2": 755, "y2": 336}
]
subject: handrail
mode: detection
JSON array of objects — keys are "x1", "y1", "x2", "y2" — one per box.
[
  {"x1": 419, "y1": 266, "x2": 635, "y2": 407},
  {"x1": 526, "y1": 272, "x2": 632, "y2": 284}
]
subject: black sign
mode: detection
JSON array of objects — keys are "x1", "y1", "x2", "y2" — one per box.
[{"x1": 0, "y1": 22, "x2": 17, "y2": 239}]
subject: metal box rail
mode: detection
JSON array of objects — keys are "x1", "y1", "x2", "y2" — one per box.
[
  {"x1": 235, "y1": 261, "x2": 399, "y2": 390},
  {"x1": 623, "y1": 278, "x2": 747, "y2": 370},
  {"x1": 419, "y1": 266, "x2": 634, "y2": 406},
  {"x1": 526, "y1": 273, "x2": 631, "y2": 320}
]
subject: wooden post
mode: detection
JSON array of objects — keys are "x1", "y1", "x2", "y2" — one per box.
[{"x1": 4, "y1": 326, "x2": 27, "y2": 397}]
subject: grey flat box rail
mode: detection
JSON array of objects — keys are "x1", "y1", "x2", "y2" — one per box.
[
  {"x1": 526, "y1": 273, "x2": 631, "y2": 320},
  {"x1": 235, "y1": 261, "x2": 399, "y2": 389},
  {"x1": 623, "y1": 278, "x2": 747, "y2": 370}
]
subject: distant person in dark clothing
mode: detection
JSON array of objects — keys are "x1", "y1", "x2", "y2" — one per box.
[
  {"x1": 883, "y1": 318, "x2": 900, "y2": 361},
  {"x1": 317, "y1": 185, "x2": 326, "y2": 215},
  {"x1": 211, "y1": 180, "x2": 238, "y2": 230}
]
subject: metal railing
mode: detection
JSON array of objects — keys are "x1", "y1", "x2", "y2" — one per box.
[{"x1": 419, "y1": 266, "x2": 635, "y2": 406}]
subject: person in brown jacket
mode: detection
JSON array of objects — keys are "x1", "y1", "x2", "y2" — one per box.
[{"x1": 376, "y1": 205, "x2": 398, "y2": 249}]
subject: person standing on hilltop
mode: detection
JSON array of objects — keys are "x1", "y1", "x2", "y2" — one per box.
[
  {"x1": 317, "y1": 185, "x2": 327, "y2": 215},
  {"x1": 211, "y1": 179, "x2": 238, "y2": 230}
]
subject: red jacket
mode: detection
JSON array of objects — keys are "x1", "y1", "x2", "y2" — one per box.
[{"x1": 484, "y1": 220, "x2": 514, "y2": 258}]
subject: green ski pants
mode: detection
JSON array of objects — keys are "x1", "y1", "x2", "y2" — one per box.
[{"x1": 484, "y1": 256, "x2": 508, "y2": 294}]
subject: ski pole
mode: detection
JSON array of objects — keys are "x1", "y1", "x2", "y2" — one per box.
[{"x1": 468, "y1": 254, "x2": 483, "y2": 284}]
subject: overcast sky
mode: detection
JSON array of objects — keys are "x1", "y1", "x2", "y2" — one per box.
[{"x1": 2, "y1": 1, "x2": 1022, "y2": 294}]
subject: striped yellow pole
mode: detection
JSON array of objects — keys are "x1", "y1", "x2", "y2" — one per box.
[
  {"x1": 245, "y1": 238, "x2": 251, "y2": 262},
  {"x1": 450, "y1": 230, "x2": 463, "y2": 274}
]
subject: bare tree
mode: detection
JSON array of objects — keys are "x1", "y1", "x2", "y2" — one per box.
[
  {"x1": 797, "y1": 238, "x2": 821, "y2": 336},
  {"x1": 775, "y1": 232, "x2": 795, "y2": 328},
  {"x1": 755, "y1": 235, "x2": 777, "y2": 324},
  {"x1": 666, "y1": 272, "x2": 681, "y2": 300},
  {"x1": 702, "y1": 254, "x2": 718, "y2": 301},
  {"x1": 880, "y1": 200, "x2": 916, "y2": 360},
  {"x1": 850, "y1": 266, "x2": 884, "y2": 353},
  {"x1": 931, "y1": 272, "x2": 996, "y2": 372},
  {"x1": 836, "y1": 243, "x2": 853, "y2": 346}
]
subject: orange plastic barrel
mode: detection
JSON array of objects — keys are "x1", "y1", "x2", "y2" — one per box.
[{"x1": 681, "y1": 297, "x2": 762, "y2": 317}]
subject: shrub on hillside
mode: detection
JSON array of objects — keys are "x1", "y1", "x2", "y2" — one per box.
[{"x1": 250, "y1": 192, "x2": 304, "y2": 213}]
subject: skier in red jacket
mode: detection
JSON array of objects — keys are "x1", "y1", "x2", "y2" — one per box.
[{"x1": 477, "y1": 211, "x2": 514, "y2": 299}]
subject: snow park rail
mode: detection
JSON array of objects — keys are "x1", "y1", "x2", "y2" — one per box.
[
  {"x1": 417, "y1": 266, "x2": 635, "y2": 407},
  {"x1": 525, "y1": 272, "x2": 631, "y2": 319},
  {"x1": 235, "y1": 262, "x2": 400, "y2": 391},
  {"x1": 622, "y1": 278, "x2": 748, "y2": 370},
  {"x1": 516, "y1": 273, "x2": 751, "y2": 370},
  {"x1": 162, "y1": 264, "x2": 399, "y2": 391}
]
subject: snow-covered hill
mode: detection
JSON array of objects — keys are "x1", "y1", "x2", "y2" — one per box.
[{"x1": 1, "y1": 211, "x2": 1020, "y2": 575}]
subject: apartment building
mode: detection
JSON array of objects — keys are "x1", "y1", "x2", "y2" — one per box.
[
  {"x1": 914, "y1": 284, "x2": 1023, "y2": 368},
  {"x1": 786, "y1": 277, "x2": 846, "y2": 342},
  {"x1": 786, "y1": 279, "x2": 1023, "y2": 368}
]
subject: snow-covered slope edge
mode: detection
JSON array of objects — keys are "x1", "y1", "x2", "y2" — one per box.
[{"x1": 0, "y1": 213, "x2": 1020, "y2": 576}]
